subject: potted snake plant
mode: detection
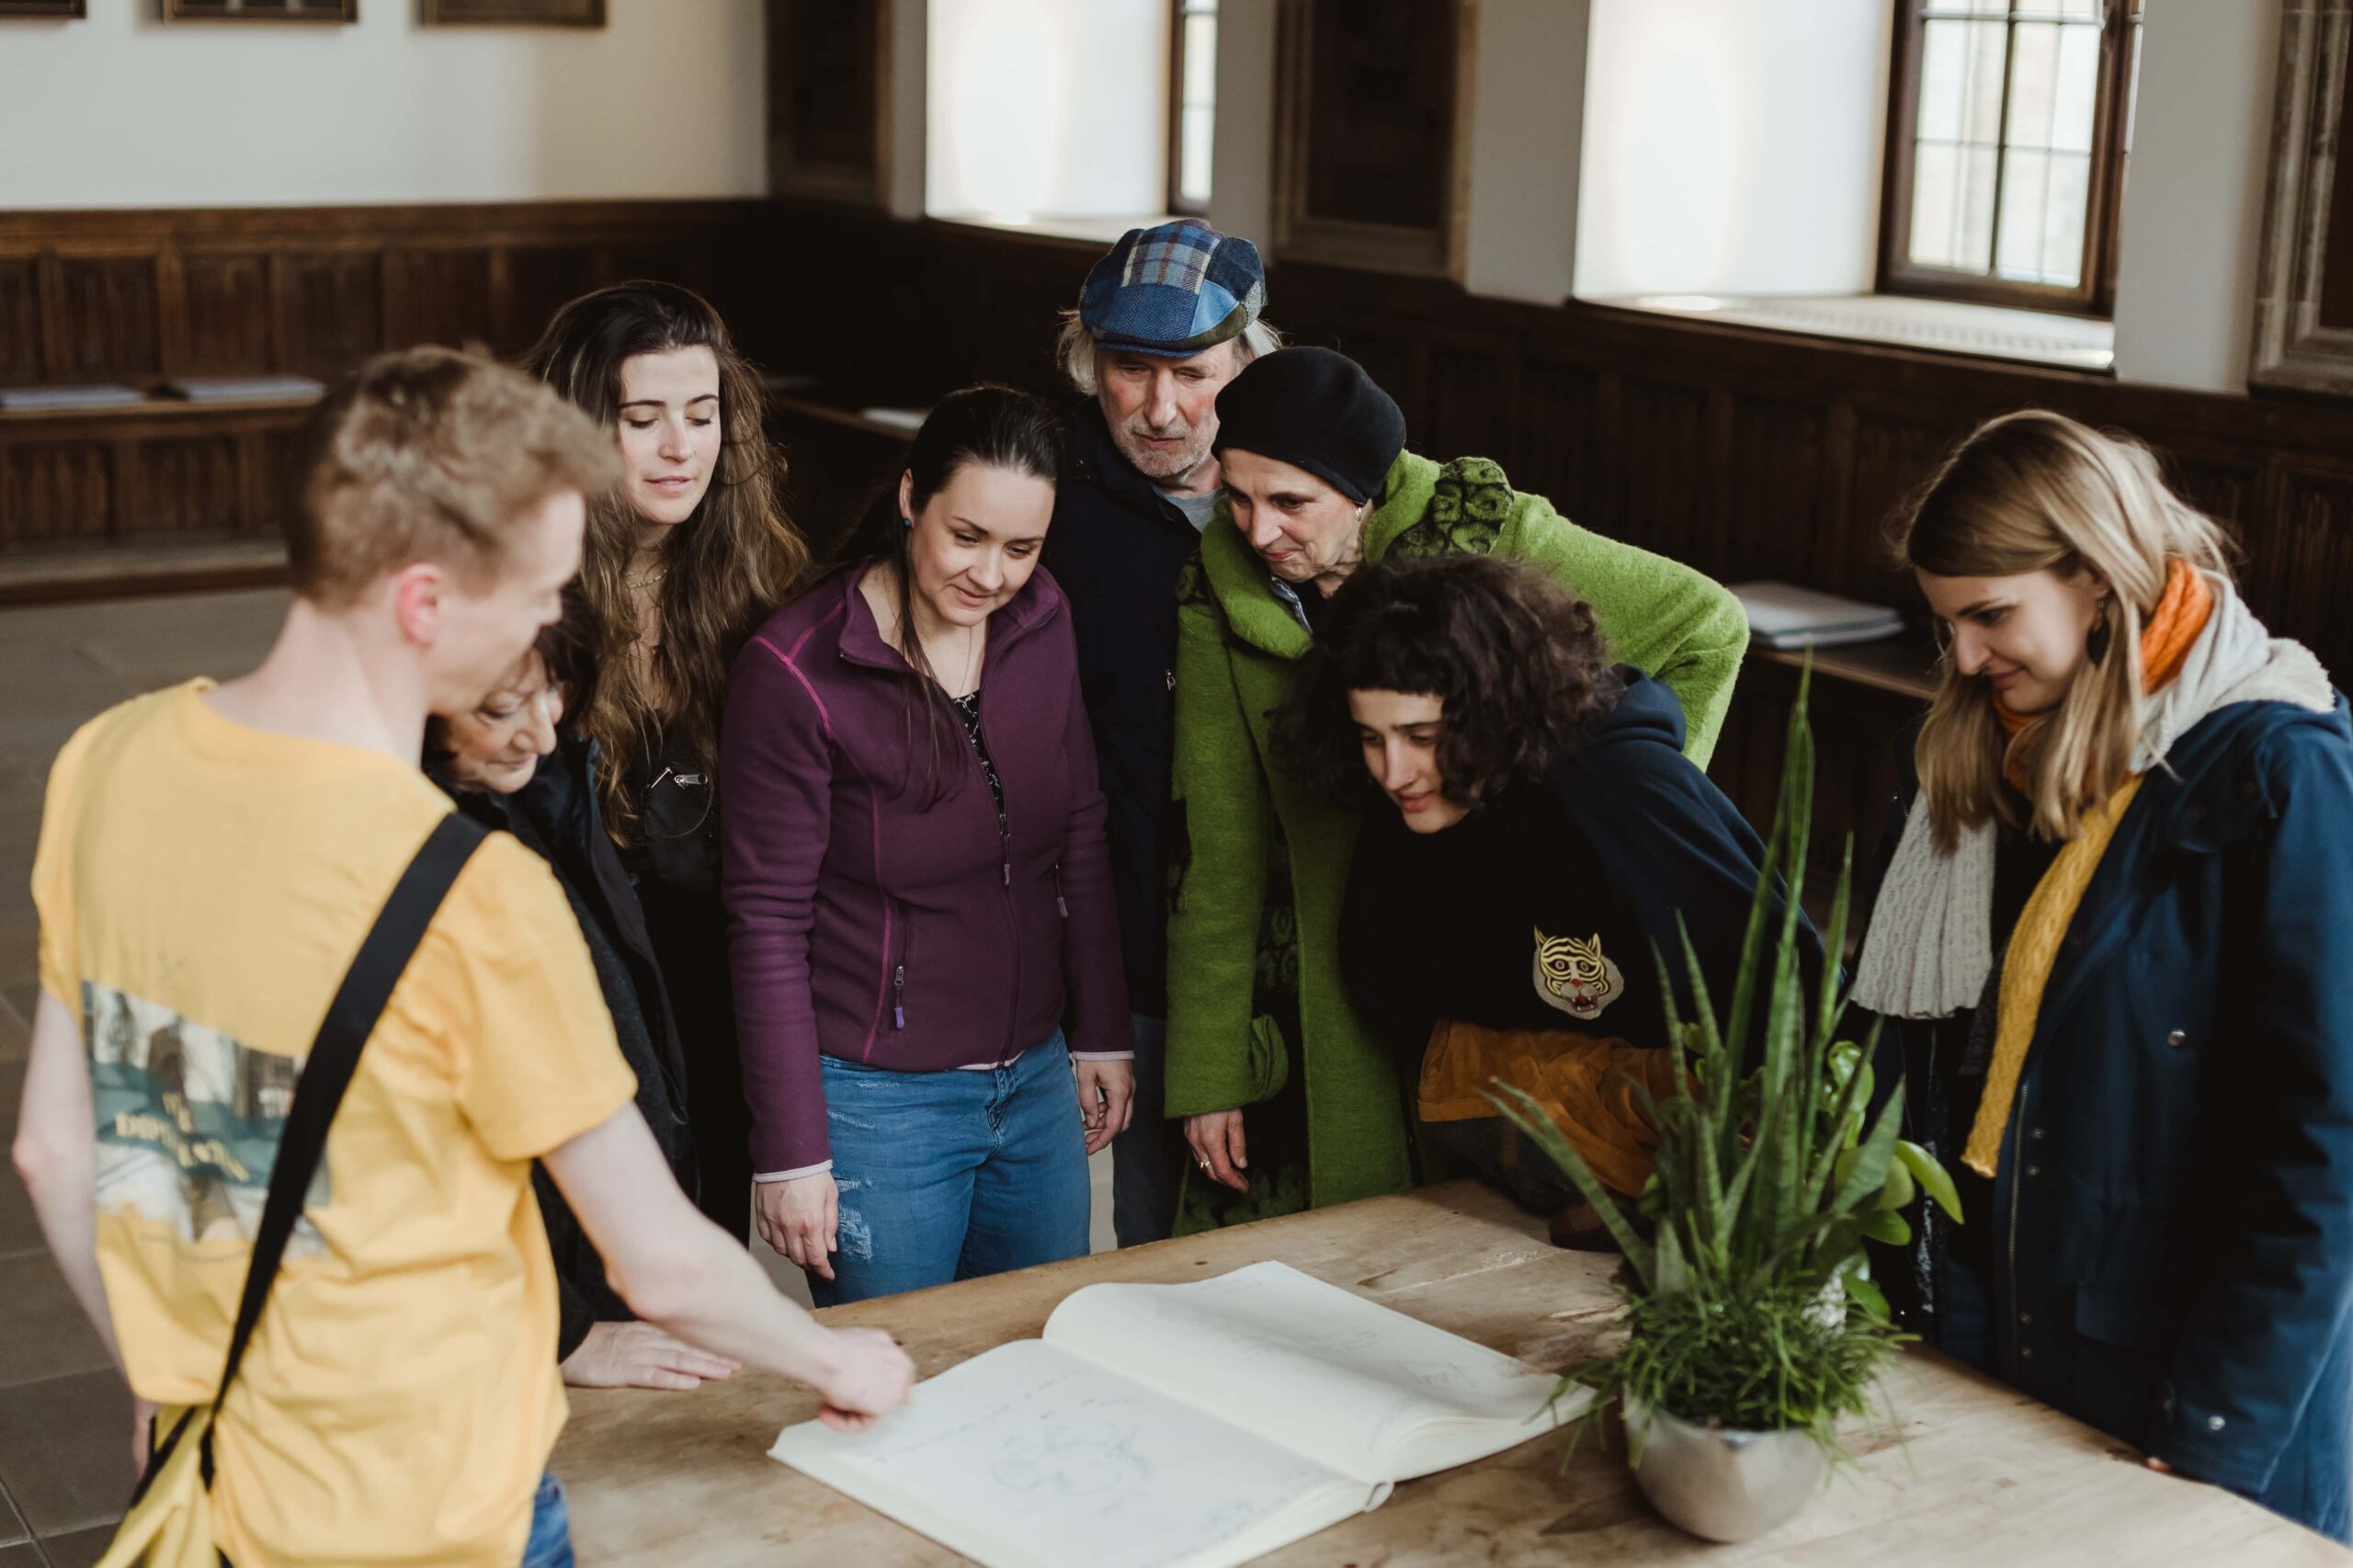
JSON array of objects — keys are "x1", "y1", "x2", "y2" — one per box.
[{"x1": 1492, "y1": 669, "x2": 1962, "y2": 1543}]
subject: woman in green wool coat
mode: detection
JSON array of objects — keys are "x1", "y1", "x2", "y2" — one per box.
[{"x1": 1165, "y1": 347, "x2": 1748, "y2": 1232}]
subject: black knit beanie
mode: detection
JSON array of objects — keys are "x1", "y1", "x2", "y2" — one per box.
[{"x1": 1210, "y1": 347, "x2": 1406, "y2": 505}]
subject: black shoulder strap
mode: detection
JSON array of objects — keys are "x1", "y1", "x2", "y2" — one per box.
[{"x1": 195, "y1": 811, "x2": 489, "y2": 1486}]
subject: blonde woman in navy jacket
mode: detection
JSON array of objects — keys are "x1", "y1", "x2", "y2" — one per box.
[{"x1": 1855, "y1": 411, "x2": 2353, "y2": 1540}]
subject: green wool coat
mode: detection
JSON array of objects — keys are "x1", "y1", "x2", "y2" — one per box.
[{"x1": 1163, "y1": 451, "x2": 1750, "y2": 1222}]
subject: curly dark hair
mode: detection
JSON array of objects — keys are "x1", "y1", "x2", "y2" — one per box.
[{"x1": 1272, "y1": 554, "x2": 1620, "y2": 807}]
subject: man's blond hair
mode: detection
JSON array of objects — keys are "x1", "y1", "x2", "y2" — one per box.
[{"x1": 289, "y1": 346, "x2": 619, "y2": 606}]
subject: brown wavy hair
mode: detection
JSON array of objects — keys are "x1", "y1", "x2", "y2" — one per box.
[
  {"x1": 519, "y1": 281, "x2": 809, "y2": 845},
  {"x1": 1273, "y1": 553, "x2": 1621, "y2": 806}
]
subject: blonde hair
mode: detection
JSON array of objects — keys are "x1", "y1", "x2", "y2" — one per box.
[
  {"x1": 1053, "y1": 309, "x2": 1285, "y2": 396},
  {"x1": 1898, "y1": 410, "x2": 2233, "y2": 847},
  {"x1": 290, "y1": 346, "x2": 616, "y2": 607}
]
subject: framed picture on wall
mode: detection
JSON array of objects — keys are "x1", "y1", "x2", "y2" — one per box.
[
  {"x1": 162, "y1": 0, "x2": 357, "y2": 18},
  {"x1": 0, "y1": 2, "x2": 86, "y2": 17},
  {"x1": 420, "y1": 0, "x2": 605, "y2": 24},
  {"x1": 2251, "y1": 0, "x2": 2353, "y2": 394}
]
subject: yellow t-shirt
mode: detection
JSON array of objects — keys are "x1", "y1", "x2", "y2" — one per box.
[{"x1": 30, "y1": 681, "x2": 637, "y2": 1568}]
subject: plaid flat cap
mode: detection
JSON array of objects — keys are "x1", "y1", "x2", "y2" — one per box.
[{"x1": 1077, "y1": 220, "x2": 1266, "y2": 358}]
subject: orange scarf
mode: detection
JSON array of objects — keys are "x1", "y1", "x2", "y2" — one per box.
[{"x1": 1993, "y1": 559, "x2": 2212, "y2": 792}]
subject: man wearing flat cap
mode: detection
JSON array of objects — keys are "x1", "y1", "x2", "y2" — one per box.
[{"x1": 1043, "y1": 219, "x2": 1283, "y2": 1246}]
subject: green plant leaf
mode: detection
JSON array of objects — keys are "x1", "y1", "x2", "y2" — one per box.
[
  {"x1": 1831, "y1": 1078, "x2": 1907, "y2": 1215},
  {"x1": 1876, "y1": 1155, "x2": 1916, "y2": 1211},
  {"x1": 1895, "y1": 1141, "x2": 1965, "y2": 1223},
  {"x1": 1483, "y1": 1082, "x2": 1656, "y2": 1288},
  {"x1": 1861, "y1": 1209, "x2": 1912, "y2": 1246},
  {"x1": 1841, "y1": 1267, "x2": 1892, "y2": 1323},
  {"x1": 1802, "y1": 1038, "x2": 1874, "y2": 1213},
  {"x1": 1655, "y1": 1218, "x2": 1691, "y2": 1300}
]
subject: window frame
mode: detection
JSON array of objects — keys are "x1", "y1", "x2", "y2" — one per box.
[
  {"x1": 1166, "y1": 0, "x2": 1217, "y2": 217},
  {"x1": 1877, "y1": 0, "x2": 2141, "y2": 318}
]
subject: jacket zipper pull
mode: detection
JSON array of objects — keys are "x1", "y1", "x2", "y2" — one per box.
[
  {"x1": 893, "y1": 963, "x2": 906, "y2": 1029},
  {"x1": 1055, "y1": 863, "x2": 1068, "y2": 917}
]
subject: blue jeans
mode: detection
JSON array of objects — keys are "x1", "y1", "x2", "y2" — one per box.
[
  {"x1": 812, "y1": 1033, "x2": 1093, "y2": 1305},
  {"x1": 1110, "y1": 1012, "x2": 1181, "y2": 1247},
  {"x1": 520, "y1": 1473, "x2": 572, "y2": 1568}
]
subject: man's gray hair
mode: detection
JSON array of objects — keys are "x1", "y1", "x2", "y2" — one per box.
[{"x1": 1054, "y1": 309, "x2": 1287, "y2": 397}]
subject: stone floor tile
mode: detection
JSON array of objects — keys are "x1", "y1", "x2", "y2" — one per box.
[
  {"x1": 0, "y1": 1061, "x2": 21, "y2": 1153},
  {"x1": 38, "y1": 1525, "x2": 116, "y2": 1568},
  {"x1": 0, "y1": 1250, "x2": 109, "y2": 1392},
  {"x1": 0, "y1": 1170, "x2": 39, "y2": 1259},
  {"x1": 0, "y1": 1369, "x2": 136, "y2": 1537}
]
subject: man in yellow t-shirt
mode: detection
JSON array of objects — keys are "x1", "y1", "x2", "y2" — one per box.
[{"x1": 11, "y1": 347, "x2": 915, "y2": 1568}]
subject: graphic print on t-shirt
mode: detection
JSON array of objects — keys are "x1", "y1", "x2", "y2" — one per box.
[{"x1": 82, "y1": 980, "x2": 326, "y2": 1256}]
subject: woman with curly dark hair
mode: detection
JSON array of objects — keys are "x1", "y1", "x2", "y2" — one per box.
[{"x1": 1278, "y1": 553, "x2": 1808, "y2": 1233}]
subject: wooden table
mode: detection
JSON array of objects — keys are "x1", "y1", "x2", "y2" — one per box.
[{"x1": 554, "y1": 1182, "x2": 2349, "y2": 1565}]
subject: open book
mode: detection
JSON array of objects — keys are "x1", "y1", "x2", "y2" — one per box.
[{"x1": 771, "y1": 1261, "x2": 1583, "y2": 1568}]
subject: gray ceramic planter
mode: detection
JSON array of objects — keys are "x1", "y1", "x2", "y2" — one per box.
[{"x1": 1624, "y1": 1398, "x2": 1828, "y2": 1543}]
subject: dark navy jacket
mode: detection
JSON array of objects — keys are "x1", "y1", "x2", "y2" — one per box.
[
  {"x1": 1040, "y1": 402, "x2": 1207, "y2": 1019},
  {"x1": 435, "y1": 734, "x2": 697, "y2": 1359},
  {"x1": 1340, "y1": 670, "x2": 1822, "y2": 1063},
  {"x1": 1870, "y1": 691, "x2": 2353, "y2": 1541}
]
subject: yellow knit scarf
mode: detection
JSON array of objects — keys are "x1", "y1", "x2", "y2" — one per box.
[
  {"x1": 1961, "y1": 559, "x2": 2211, "y2": 1177},
  {"x1": 1959, "y1": 775, "x2": 2142, "y2": 1176}
]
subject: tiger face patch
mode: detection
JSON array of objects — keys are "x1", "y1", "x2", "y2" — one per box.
[{"x1": 1533, "y1": 928, "x2": 1624, "y2": 1021}]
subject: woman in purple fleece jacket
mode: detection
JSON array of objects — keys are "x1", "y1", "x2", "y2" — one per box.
[{"x1": 722, "y1": 386, "x2": 1135, "y2": 1304}]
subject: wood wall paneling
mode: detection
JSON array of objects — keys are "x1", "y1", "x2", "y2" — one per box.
[
  {"x1": 179, "y1": 253, "x2": 275, "y2": 374},
  {"x1": 2254, "y1": 457, "x2": 2353, "y2": 681},
  {"x1": 383, "y1": 247, "x2": 497, "y2": 354},
  {"x1": 499, "y1": 244, "x2": 603, "y2": 357},
  {"x1": 1509, "y1": 357, "x2": 1601, "y2": 529},
  {"x1": 1611, "y1": 376, "x2": 1714, "y2": 566},
  {"x1": 128, "y1": 435, "x2": 244, "y2": 540},
  {"x1": 50, "y1": 256, "x2": 161, "y2": 381},
  {"x1": 0, "y1": 258, "x2": 40, "y2": 384},
  {"x1": 275, "y1": 251, "x2": 385, "y2": 377},
  {"x1": 0, "y1": 200, "x2": 767, "y2": 585},
  {"x1": 1420, "y1": 339, "x2": 1513, "y2": 469},
  {"x1": 1724, "y1": 395, "x2": 1830, "y2": 586},
  {"x1": 1, "y1": 441, "x2": 112, "y2": 551}
]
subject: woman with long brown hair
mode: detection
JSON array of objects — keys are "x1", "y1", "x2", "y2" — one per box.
[
  {"x1": 523, "y1": 280, "x2": 809, "y2": 1243},
  {"x1": 1854, "y1": 410, "x2": 2353, "y2": 1539}
]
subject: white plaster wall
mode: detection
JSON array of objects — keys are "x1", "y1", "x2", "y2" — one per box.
[
  {"x1": 884, "y1": 0, "x2": 931, "y2": 219},
  {"x1": 0, "y1": 1, "x2": 767, "y2": 210},
  {"x1": 2109, "y1": 0, "x2": 2281, "y2": 392},
  {"x1": 924, "y1": 0, "x2": 1167, "y2": 223},
  {"x1": 1461, "y1": 0, "x2": 1590, "y2": 304},
  {"x1": 1573, "y1": 0, "x2": 1892, "y2": 300},
  {"x1": 1204, "y1": 0, "x2": 1276, "y2": 254}
]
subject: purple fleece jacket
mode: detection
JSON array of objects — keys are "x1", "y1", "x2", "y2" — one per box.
[{"x1": 721, "y1": 563, "x2": 1134, "y2": 1176}]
